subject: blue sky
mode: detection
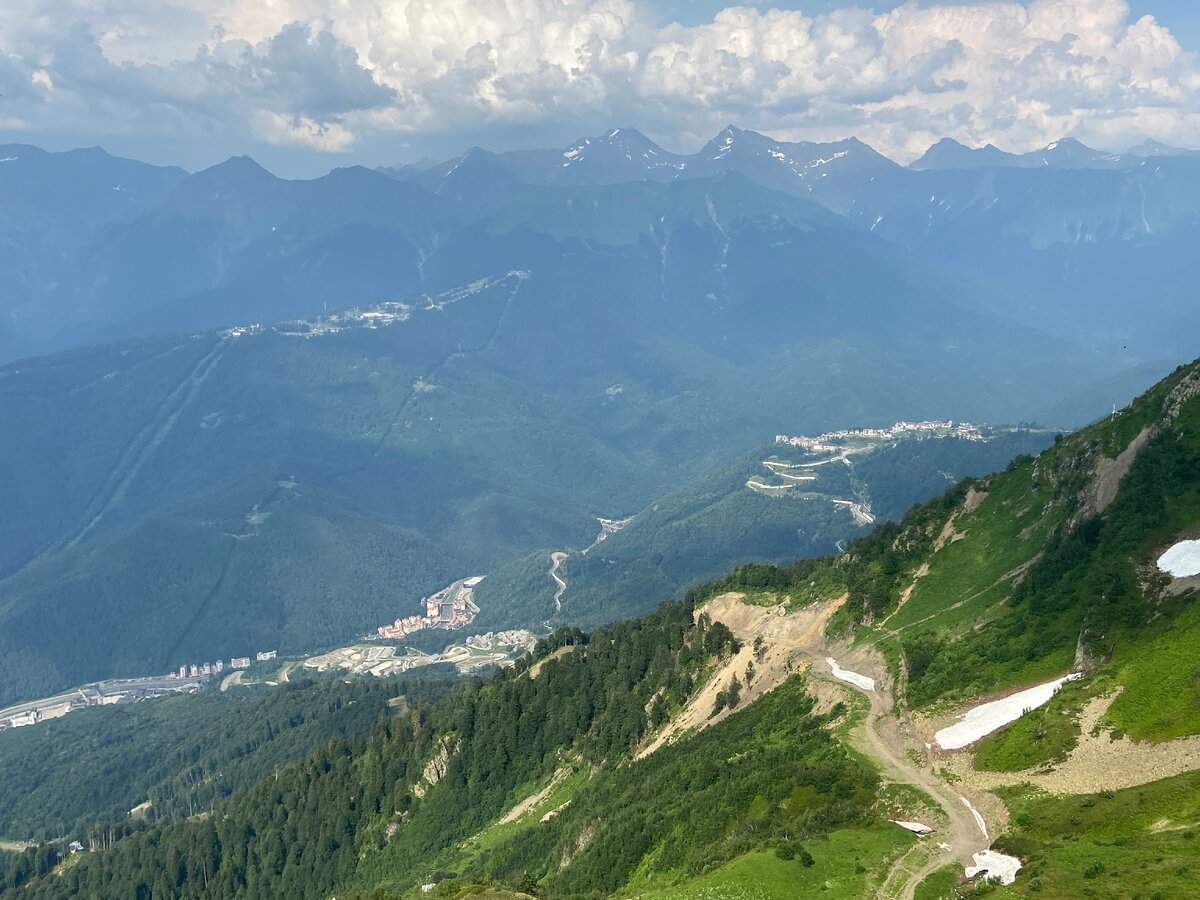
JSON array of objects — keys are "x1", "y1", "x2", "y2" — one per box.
[{"x1": 2, "y1": 1, "x2": 1199, "y2": 175}]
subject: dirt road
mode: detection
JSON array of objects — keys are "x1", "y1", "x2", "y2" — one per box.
[{"x1": 701, "y1": 593, "x2": 991, "y2": 899}]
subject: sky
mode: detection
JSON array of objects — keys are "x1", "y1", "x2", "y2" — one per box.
[{"x1": 2, "y1": 0, "x2": 1200, "y2": 176}]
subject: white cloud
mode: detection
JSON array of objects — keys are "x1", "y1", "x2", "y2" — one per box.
[{"x1": 0, "y1": 0, "x2": 1198, "y2": 159}]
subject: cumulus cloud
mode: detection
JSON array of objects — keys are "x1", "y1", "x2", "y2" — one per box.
[{"x1": 0, "y1": 0, "x2": 1198, "y2": 160}]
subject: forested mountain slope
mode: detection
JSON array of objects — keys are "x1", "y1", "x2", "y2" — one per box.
[
  {"x1": 0, "y1": 145, "x2": 186, "y2": 359},
  {"x1": 476, "y1": 427, "x2": 1053, "y2": 630},
  {"x1": 0, "y1": 176, "x2": 1096, "y2": 706},
  {"x1": 7, "y1": 358, "x2": 1200, "y2": 899},
  {"x1": 2, "y1": 602, "x2": 895, "y2": 899},
  {"x1": 0, "y1": 677, "x2": 454, "y2": 843}
]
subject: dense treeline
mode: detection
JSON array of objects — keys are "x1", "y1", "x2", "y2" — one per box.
[
  {"x1": 472, "y1": 677, "x2": 875, "y2": 896},
  {"x1": 0, "y1": 677, "x2": 453, "y2": 842},
  {"x1": 2, "y1": 600, "x2": 754, "y2": 898}
]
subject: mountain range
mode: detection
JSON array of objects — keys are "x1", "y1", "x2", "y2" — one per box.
[
  {"x1": 4, "y1": 126, "x2": 1200, "y2": 368},
  {"x1": 2, "y1": 126, "x2": 1197, "y2": 705}
]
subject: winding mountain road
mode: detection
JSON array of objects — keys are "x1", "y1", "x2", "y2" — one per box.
[{"x1": 548, "y1": 551, "x2": 568, "y2": 616}]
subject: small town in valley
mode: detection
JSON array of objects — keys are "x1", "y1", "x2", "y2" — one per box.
[
  {"x1": 376, "y1": 576, "x2": 483, "y2": 640},
  {"x1": 304, "y1": 630, "x2": 538, "y2": 678},
  {"x1": 1, "y1": 648, "x2": 279, "y2": 731}
]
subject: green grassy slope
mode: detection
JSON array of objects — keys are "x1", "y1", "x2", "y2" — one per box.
[
  {"x1": 696, "y1": 359, "x2": 1200, "y2": 719},
  {"x1": 0, "y1": 603, "x2": 898, "y2": 900},
  {"x1": 992, "y1": 774, "x2": 1200, "y2": 899}
]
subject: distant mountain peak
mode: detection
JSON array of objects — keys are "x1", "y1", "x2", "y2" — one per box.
[
  {"x1": 1127, "y1": 138, "x2": 1191, "y2": 158},
  {"x1": 702, "y1": 125, "x2": 773, "y2": 160},
  {"x1": 197, "y1": 155, "x2": 275, "y2": 183},
  {"x1": 910, "y1": 137, "x2": 1020, "y2": 171},
  {"x1": 559, "y1": 127, "x2": 677, "y2": 175},
  {"x1": 1040, "y1": 137, "x2": 1092, "y2": 154}
]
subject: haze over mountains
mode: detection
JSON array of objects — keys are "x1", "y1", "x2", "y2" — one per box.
[
  {"x1": 3, "y1": 125, "x2": 1199, "y2": 366},
  {"x1": 2, "y1": 126, "x2": 1198, "y2": 704}
]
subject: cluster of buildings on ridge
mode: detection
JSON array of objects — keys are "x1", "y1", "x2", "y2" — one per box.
[
  {"x1": 377, "y1": 576, "x2": 483, "y2": 640},
  {"x1": 223, "y1": 303, "x2": 412, "y2": 342},
  {"x1": 776, "y1": 419, "x2": 985, "y2": 453},
  {"x1": 304, "y1": 628, "x2": 537, "y2": 680}
]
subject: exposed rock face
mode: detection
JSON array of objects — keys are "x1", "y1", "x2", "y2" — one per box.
[
  {"x1": 1163, "y1": 367, "x2": 1200, "y2": 425},
  {"x1": 560, "y1": 823, "x2": 596, "y2": 869},
  {"x1": 1082, "y1": 426, "x2": 1152, "y2": 523},
  {"x1": 411, "y1": 736, "x2": 459, "y2": 798}
]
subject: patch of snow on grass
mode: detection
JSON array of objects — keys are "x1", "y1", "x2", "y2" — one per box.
[
  {"x1": 936, "y1": 674, "x2": 1082, "y2": 749},
  {"x1": 892, "y1": 820, "x2": 933, "y2": 835},
  {"x1": 960, "y1": 796, "x2": 988, "y2": 839},
  {"x1": 966, "y1": 850, "x2": 1022, "y2": 885},
  {"x1": 826, "y1": 657, "x2": 875, "y2": 692},
  {"x1": 1158, "y1": 540, "x2": 1200, "y2": 577}
]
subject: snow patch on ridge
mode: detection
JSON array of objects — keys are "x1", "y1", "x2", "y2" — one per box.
[
  {"x1": 826, "y1": 657, "x2": 875, "y2": 692},
  {"x1": 892, "y1": 820, "x2": 933, "y2": 835},
  {"x1": 966, "y1": 850, "x2": 1022, "y2": 885},
  {"x1": 935, "y1": 674, "x2": 1082, "y2": 750},
  {"x1": 1158, "y1": 540, "x2": 1200, "y2": 577}
]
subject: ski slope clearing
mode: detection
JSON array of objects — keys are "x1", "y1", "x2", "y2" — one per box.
[
  {"x1": 966, "y1": 849, "x2": 1022, "y2": 885},
  {"x1": 1158, "y1": 539, "x2": 1200, "y2": 577},
  {"x1": 935, "y1": 673, "x2": 1082, "y2": 750},
  {"x1": 827, "y1": 657, "x2": 875, "y2": 691}
]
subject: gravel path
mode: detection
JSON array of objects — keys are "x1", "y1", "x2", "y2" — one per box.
[{"x1": 694, "y1": 594, "x2": 994, "y2": 899}]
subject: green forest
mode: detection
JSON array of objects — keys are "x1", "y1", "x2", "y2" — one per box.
[
  {"x1": 0, "y1": 677, "x2": 453, "y2": 842},
  {"x1": 0, "y1": 600, "x2": 882, "y2": 899}
]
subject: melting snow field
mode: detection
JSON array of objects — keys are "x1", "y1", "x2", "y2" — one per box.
[
  {"x1": 966, "y1": 850, "x2": 1022, "y2": 885},
  {"x1": 935, "y1": 673, "x2": 1083, "y2": 750},
  {"x1": 1158, "y1": 540, "x2": 1200, "y2": 577},
  {"x1": 826, "y1": 657, "x2": 875, "y2": 692},
  {"x1": 960, "y1": 797, "x2": 989, "y2": 839},
  {"x1": 892, "y1": 820, "x2": 933, "y2": 835}
]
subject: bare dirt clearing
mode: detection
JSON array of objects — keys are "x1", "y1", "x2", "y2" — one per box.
[
  {"x1": 636, "y1": 592, "x2": 845, "y2": 758},
  {"x1": 654, "y1": 593, "x2": 995, "y2": 898},
  {"x1": 1082, "y1": 426, "x2": 1151, "y2": 521},
  {"x1": 498, "y1": 767, "x2": 571, "y2": 826},
  {"x1": 943, "y1": 690, "x2": 1200, "y2": 794},
  {"x1": 529, "y1": 645, "x2": 576, "y2": 679}
]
